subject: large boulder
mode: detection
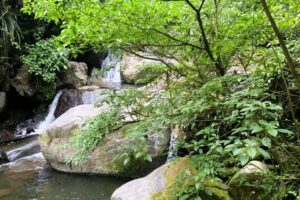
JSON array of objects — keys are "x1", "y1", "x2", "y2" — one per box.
[
  {"x1": 228, "y1": 161, "x2": 270, "y2": 200},
  {"x1": 57, "y1": 61, "x2": 88, "y2": 88},
  {"x1": 121, "y1": 54, "x2": 163, "y2": 85},
  {"x1": 39, "y1": 104, "x2": 170, "y2": 177},
  {"x1": 111, "y1": 157, "x2": 231, "y2": 200}
]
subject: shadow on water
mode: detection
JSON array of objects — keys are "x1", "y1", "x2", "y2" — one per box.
[{"x1": 0, "y1": 165, "x2": 128, "y2": 200}]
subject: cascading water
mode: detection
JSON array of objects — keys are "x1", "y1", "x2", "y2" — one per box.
[
  {"x1": 81, "y1": 91, "x2": 100, "y2": 104},
  {"x1": 34, "y1": 90, "x2": 63, "y2": 134},
  {"x1": 167, "y1": 133, "x2": 178, "y2": 162},
  {"x1": 101, "y1": 51, "x2": 122, "y2": 88}
]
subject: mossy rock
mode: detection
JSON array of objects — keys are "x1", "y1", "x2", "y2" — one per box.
[
  {"x1": 228, "y1": 161, "x2": 273, "y2": 200},
  {"x1": 121, "y1": 55, "x2": 165, "y2": 85},
  {"x1": 151, "y1": 157, "x2": 231, "y2": 200},
  {"x1": 112, "y1": 157, "x2": 232, "y2": 200}
]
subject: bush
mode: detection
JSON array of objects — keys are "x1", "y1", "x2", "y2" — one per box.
[{"x1": 21, "y1": 38, "x2": 69, "y2": 83}]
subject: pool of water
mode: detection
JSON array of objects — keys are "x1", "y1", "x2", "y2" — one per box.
[{"x1": 0, "y1": 165, "x2": 127, "y2": 200}]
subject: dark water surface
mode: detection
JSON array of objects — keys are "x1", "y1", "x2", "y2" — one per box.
[{"x1": 0, "y1": 165, "x2": 127, "y2": 200}]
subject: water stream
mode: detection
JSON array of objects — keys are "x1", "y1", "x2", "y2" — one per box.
[
  {"x1": 0, "y1": 86, "x2": 125, "y2": 199},
  {"x1": 101, "y1": 51, "x2": 122, "y2": 88},
  {"x1": 34, "y1": 90, "x2": 63, "y2": 135},
  {"x1": 0, "y1": 162, "x2": 127, "y2": 200}
]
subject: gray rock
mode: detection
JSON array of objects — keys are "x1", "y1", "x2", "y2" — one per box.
[
  {"x1": 10, "y1": 65, "x2": 39, "y2": 98},
  {"x1": 54, "y1": 89, "x2": 83, "y2": 118},
  {"x1": 121, "y1": 54, "x2": 161, "y2": 84},
  {"x1": 112, "y1": 157, "x2": 232, "y2": 200},
  {"x1": 6, "y1": 140, "x2": 40, "y2": 162},
  {"x1": 57, "y1": 62, "x2": 88, "y2": 88}
]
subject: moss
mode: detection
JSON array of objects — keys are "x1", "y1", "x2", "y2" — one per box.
[
  {"x1": 38, "y1": 133, "x2": 50, "y2": 145},
  {"x1": 149, "y1": 157, "x2": 232, "y2": 200},
  {"x1": 149, "y1": 157, "x2": 192, "y2": 200}
]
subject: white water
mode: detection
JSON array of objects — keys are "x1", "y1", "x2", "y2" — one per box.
[
  {"x1": 167, "y1": 132, "x2": 178, "y2": 162},
  {"x1": 34, "y1": 90, "x2": 63, "y2": 134},
  {"x1": 101, "y1": 51, "x2": 122, "y2": 88},
  {"x1": 81, "y1": 91, "x2": 99, "y2": 104}
]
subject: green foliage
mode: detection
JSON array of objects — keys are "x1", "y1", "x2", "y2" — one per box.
[
  {"x1": 68, "y1": 107, "x2": 123, "y2": 164},
  {"x1": 0, "y1": 1, "x2": 21, "y2": 60},
  {"x1": 21, "y1": 0, "x2": 300, "y2": 199},
  {"x1": 135, "y1": 63, "x2": 167, "y2": 84},
  {"x1": 21, "y1": 39, "x2": 69, "y2": 83}
]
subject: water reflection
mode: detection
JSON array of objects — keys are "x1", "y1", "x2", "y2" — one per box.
[{"x1": 0, "y1": 165, "x2": 127, "y2": 200}]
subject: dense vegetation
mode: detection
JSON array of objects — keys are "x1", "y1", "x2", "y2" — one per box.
[{"x1": 21, "y1": 0, "x2": 300, "y2": 199}]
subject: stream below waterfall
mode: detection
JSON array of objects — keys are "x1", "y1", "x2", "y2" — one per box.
[
  {"x1": 0, "y1": 164, "x2": 127, "y2": 200},
  {"x1": 0, "y1": 52, "x2": 130, "y2": 200}
]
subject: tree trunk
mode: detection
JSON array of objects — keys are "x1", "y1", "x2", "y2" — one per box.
[{"x1": 261, "y1": 0, "x2": 300, "y2": 93}]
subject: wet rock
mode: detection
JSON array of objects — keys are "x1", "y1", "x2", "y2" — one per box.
[
  {"x1": 6, "y1": 139, "x2": 40, "y2": 162},
  {"x1": 0, "y1": 151, "x2": 9, "y2": 164},
  {"x1": 57, "y1": 61, "x2": 88, "y2": 89},
  {"x1": 87, "y1": 77, "x2": 113, "y2": 88},
  {"x1": 0, "y1": 153, "x2": 46, "y2": 185},
  {"x1": 54, "y1": 89, "x2": 83, "y2": 118},
  {"x1": 0, "y1": 120, "x2": 17, "y2": 143},
  {"x1": 15, "y1": 119, "x2": 37, "y2": 136}
]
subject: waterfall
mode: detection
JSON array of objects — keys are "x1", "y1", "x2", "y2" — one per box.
[
  {"x1": 167, "y1": 132, "x2": 178, "y2": 162},
  {"x1": 101, "y1": 51, "x2": 122, "y2": 88},
  {"x1": 81, "y1": 91, "x2": 99, "y2": 104},
  {"x1": 34, "y1": 90, "x2": 63, "y2": 134}
]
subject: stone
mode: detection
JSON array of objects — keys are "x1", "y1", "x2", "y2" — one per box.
[
  {"x1": 0, "y1": 153, "x2": 46, "y2": 185},
  {"x1": 1, "y1": 153, "x2": 46, "y2": 174},
  {"x1": 111, "y1": 157, "x2": 231, "y2": 200},
  {"x1": 57, "y1": 61, "x2": 88, "y2": 88},
  {"x1": 54, "y1": 88, "x2": 106, "y2": 118},
  {"x1": 54, "y1": 89, "x2": 83, "y2": 118},
  {"x1": 78, "y1": 85, "x2": 100, "y2": 91},
  {"x1": 121, "y1": 54, "x2": 162, "y2": 84},
  {"x1": 228, "y1": 161, "x2": 270, "y2": 200},
  {"x1": 0, "y1": 92, "x2": 7, "y2": 115},
  {"x1": 39, "y1": 104, "x2": 170, "y2": 177},
  {"x1": 6, "y1": 139, "x2": 41, "y2": 162},
  {"x1": 10, "y1": 65, "x2": 40, "y2": 98},
  {"x1": 87, "y1": 77, "x2": 113, "y2": 88}
]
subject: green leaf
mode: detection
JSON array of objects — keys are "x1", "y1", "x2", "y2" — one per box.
[
  {"x1": 145, "y1": 155, "x2": 152, "y2": 162},
  {"x1": 278, "y1": 129, "x2": 293, "y2": 135},
  {"x1": 262, "y1": 137, "x2": 271, "y2": 148},
  {"x1": 247, "y1": 147, "x2": 257, "y2": 159},
  {"x1": 240, "y1": 154, "x2": 249, "y2": 166},
  {"x1": 267, "y1": 128, "x2": 278, "y2": 137},
  {"x1": 257, "y1": 147, "x2": 271, "y2": 159}
]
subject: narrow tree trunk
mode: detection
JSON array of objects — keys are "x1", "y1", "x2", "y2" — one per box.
[{"x1": 261, "y1": 0, "x2": 300, "y2": 93}]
